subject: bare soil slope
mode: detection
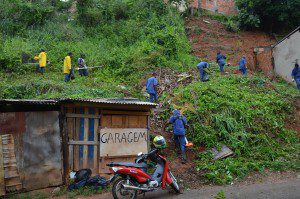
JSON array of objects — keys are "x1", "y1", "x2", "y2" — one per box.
[{"x1": 186, "y1": 17, "x2": 275, "y2": 72}]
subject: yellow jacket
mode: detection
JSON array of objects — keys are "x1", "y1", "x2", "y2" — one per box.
[
  {"x1": 63, "y1": 56, "x2": 72, "y2": 74},
  {"x1": 34, "y1": 52, "x2": 47, "y2": 67}
]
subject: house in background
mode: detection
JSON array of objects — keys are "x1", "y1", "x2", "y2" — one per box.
[
  {"x1": 193, "y1": 0, "x2": 237, "y2": 15},
  {"x1": 272, "y1": 26, "x2": 300, "y2": 84}
]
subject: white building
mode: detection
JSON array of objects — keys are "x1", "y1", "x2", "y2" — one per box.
[{"x1": 272, "y1": 26, "x2": 300, "y2": 84}]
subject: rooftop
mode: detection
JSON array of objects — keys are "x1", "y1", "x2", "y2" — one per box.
[{"x1": 0, "y1": 98, "x2": 156, "y2": 107}]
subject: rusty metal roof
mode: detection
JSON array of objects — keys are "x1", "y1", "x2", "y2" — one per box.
[
  {"x1": 60, "y1": 98, "x2": 157, "y2": 106},
  {"x1": 0, "y1": 98, "x2": 156, "y2": 107}
]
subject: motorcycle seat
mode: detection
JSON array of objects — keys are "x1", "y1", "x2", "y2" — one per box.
[{"x1": 108, "y1": 162, "x2": 147, "y2": 168}]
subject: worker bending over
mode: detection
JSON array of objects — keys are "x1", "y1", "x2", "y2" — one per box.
[
  {"x1": 34, "y1": 49, "x2": 47, "y2": 74},
  {"x1": 168, "y1": 109, "x2": 188, "y2": 163},
  {"x1": 216, "y1": 51, "x2": 226, "y2": 73},
  {"x1": 146, "y1": 72, "x2": 158, "y2": 103},
  {"x1": 197, "y1": 61, "x2": 210, "y2": 82}
]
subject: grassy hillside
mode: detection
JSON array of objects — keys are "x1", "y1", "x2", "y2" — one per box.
[
  {"x1": 163, "y1": 66, "x2": 300, "y2": 184},
  {"x1": 0, "y1": 0, "x2": 195, "y2": 99}
]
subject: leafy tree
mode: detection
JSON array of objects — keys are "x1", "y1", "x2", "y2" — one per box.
[{"x1": 236, "y1": 0, "x2": 300, "y2": 32}]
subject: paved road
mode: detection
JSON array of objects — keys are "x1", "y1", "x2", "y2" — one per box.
[{"x1": 98, "y1": 178, "x2": 300, "y2": 199}]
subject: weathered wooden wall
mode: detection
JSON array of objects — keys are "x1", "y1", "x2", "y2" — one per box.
[{"x1": 65, "y1": 107, "x2": 150, "y2": 176}]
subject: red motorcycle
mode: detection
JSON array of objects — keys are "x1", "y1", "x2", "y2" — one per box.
[{"x1": 107, "y1": 148, "x2": 180, "y2": 199}]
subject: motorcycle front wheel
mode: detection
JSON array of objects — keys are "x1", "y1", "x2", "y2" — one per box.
[
  {"x1": 112, "y1": 178, "x2": 138, "y2": 199},
  {"x1": 169, "y1": 171, "x2": 180, "y2": 193}
]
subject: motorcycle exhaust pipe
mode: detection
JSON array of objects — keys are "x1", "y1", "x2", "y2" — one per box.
[{"x1": 122, "y1": 184, "x2": 154, "y2": 191}]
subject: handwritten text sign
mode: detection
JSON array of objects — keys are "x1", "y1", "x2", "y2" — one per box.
[{"x1": 100, "y1": 128, "x2": 148, "y2": 157}]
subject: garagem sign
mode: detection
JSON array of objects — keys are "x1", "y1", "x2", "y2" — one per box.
[{"x1": 100, "y1": 128, "x2": 148, "y2": 157}]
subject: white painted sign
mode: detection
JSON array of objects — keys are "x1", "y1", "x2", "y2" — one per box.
[{"x1": 100, "y1": 128, "x2": 148, "y2": 157}]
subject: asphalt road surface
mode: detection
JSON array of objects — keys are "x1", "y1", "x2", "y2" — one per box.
[{"x1": 98, "y1": 178, "x2": 300, "y2": 199}]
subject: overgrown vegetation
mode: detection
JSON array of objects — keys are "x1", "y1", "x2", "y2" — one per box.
[
  {"x1": 0, "y1": 0, "x2": 194, "y2": 99},
  {"x1": 167, "y1": 68, "x2": 300, "y2": 184},
  {"x1": 235, "y1": 0, "x2": 300, "y2": 32},
  {"x1": 201, "y1": 10, "x2": 239, "y2": 32}
]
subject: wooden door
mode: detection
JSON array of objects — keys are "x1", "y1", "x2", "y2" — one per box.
[{"x1": 66, "y1": 108, "x2": 99, "y2": 174}]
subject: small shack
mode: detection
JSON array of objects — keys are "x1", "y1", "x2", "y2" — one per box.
[
  {"x1": 272, "y1": 26, "x2": 300, "y2": 84},
  {"x1": 0, "y1": 98, "x2": 156, "y2": 196}
]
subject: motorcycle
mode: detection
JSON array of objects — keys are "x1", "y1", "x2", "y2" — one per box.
[{"x1": 107, "y1": 148, "x2": 180, "y2": 199}]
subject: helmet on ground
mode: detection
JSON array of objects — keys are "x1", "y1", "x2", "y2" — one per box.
[{"x1": 153, "y1": 135, "x2": 166, "y2": 149}]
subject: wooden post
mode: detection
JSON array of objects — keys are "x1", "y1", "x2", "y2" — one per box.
[
  {"x1": 60, "y1": 107, "x2": 69, "y2": 185},
  {"x1": 93, "y1": 109, "x2": 99, "y2": 173},
  {"x1": 0, "y1": 136, "x2": 5, "y2": 196},
  {"x1": 197, "y1": 0, "x2": 201, "y2": 16},
  {"x1": 83, "y1": 108, "x2": 89, "y2": 169},
  {"x1": 74, "y1": 113, "x2": 80, "y2": 171}
]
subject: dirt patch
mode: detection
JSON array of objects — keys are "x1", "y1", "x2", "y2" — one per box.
[{"x1": 186, "y1": 17, "x2": 276, "y2": 73}]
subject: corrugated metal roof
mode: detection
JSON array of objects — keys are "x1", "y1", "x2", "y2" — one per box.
[
  {"x1": 60, "y1": 98, "x2": 157, "y2": 106},
  {"x1": 0, "y1": 98, "x2": 156, "y2": 107},
  {"x1": 0, "y1": 99, "x2": 58, "y2": 106}
]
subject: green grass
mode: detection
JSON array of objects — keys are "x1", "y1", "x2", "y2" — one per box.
[{"x1": 164, "y1": 65, "x2": 300, "y2": 184}]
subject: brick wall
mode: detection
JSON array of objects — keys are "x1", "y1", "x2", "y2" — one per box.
[{"x1": 193, "y1": 0, "x2": 237, "y2": 15}]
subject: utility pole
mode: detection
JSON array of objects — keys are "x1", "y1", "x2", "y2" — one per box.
[{"x1": 197, "y1": 0, "x2": 201, "y2": 16}]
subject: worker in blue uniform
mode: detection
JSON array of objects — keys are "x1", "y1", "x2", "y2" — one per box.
[
  {"x1": 292, "y1": 63, "x2": 300, "y2": 90},
  {"x1": 197, "y1": 61, "x2": 210, "y2": 81},
  {"x1": 146, "y1": 72, "x2": 158, "y2": 103},
  {"x1": 216, "y1": 51, "x2": 226, "y2": 73},
  {"x1": 168, "y1": 109, "x2": 188, "y2": 163},
  {"x1": 238, "y1": 56, "x2": 247, "y2": 76}
]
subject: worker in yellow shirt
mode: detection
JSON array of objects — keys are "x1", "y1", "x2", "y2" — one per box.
[
  {"x1": 34, "y1": 49, "x2": 47, "y2": 74},
  {"x1": 63, "y1": 52, "x2": 74, "y2": 82}
]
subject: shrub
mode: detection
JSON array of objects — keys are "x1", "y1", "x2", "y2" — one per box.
[
  {"x1": 235, "y1": 0, "x2": 300, "y2": 31},
  {"x1": 0, "y1": 0, "x2": 54, "y2": 35}
]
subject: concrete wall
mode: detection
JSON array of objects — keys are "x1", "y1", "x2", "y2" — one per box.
[{"x1": 273, "y1": 30, "x2": 300, "y2": 84}]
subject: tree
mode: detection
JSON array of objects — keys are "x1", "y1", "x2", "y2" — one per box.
[{"x1": 236, "y1": 0, "x2": 300, "y2": 32}]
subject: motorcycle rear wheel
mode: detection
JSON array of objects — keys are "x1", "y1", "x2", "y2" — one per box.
[
  {"x1": 112, "y1": 178, "x2": 138, "y2": 199},
  {"x1": 169, "y1": 171, "x2": 180, "y2": 193}
]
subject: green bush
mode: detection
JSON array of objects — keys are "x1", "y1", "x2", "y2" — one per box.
[
  {"x1": 201, "y1": 11, "x2": 240, "y2": 32},
  {"x1": 0, "y1": 0, "x2": 54, "y2": 35},
  {"x1": 224, "y1": 19, "x2": 239, "y2": 32}
]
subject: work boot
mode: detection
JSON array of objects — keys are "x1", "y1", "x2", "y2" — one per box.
[{"x1": 181, "y1": 152, "x2": 187, "y2": 164}]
